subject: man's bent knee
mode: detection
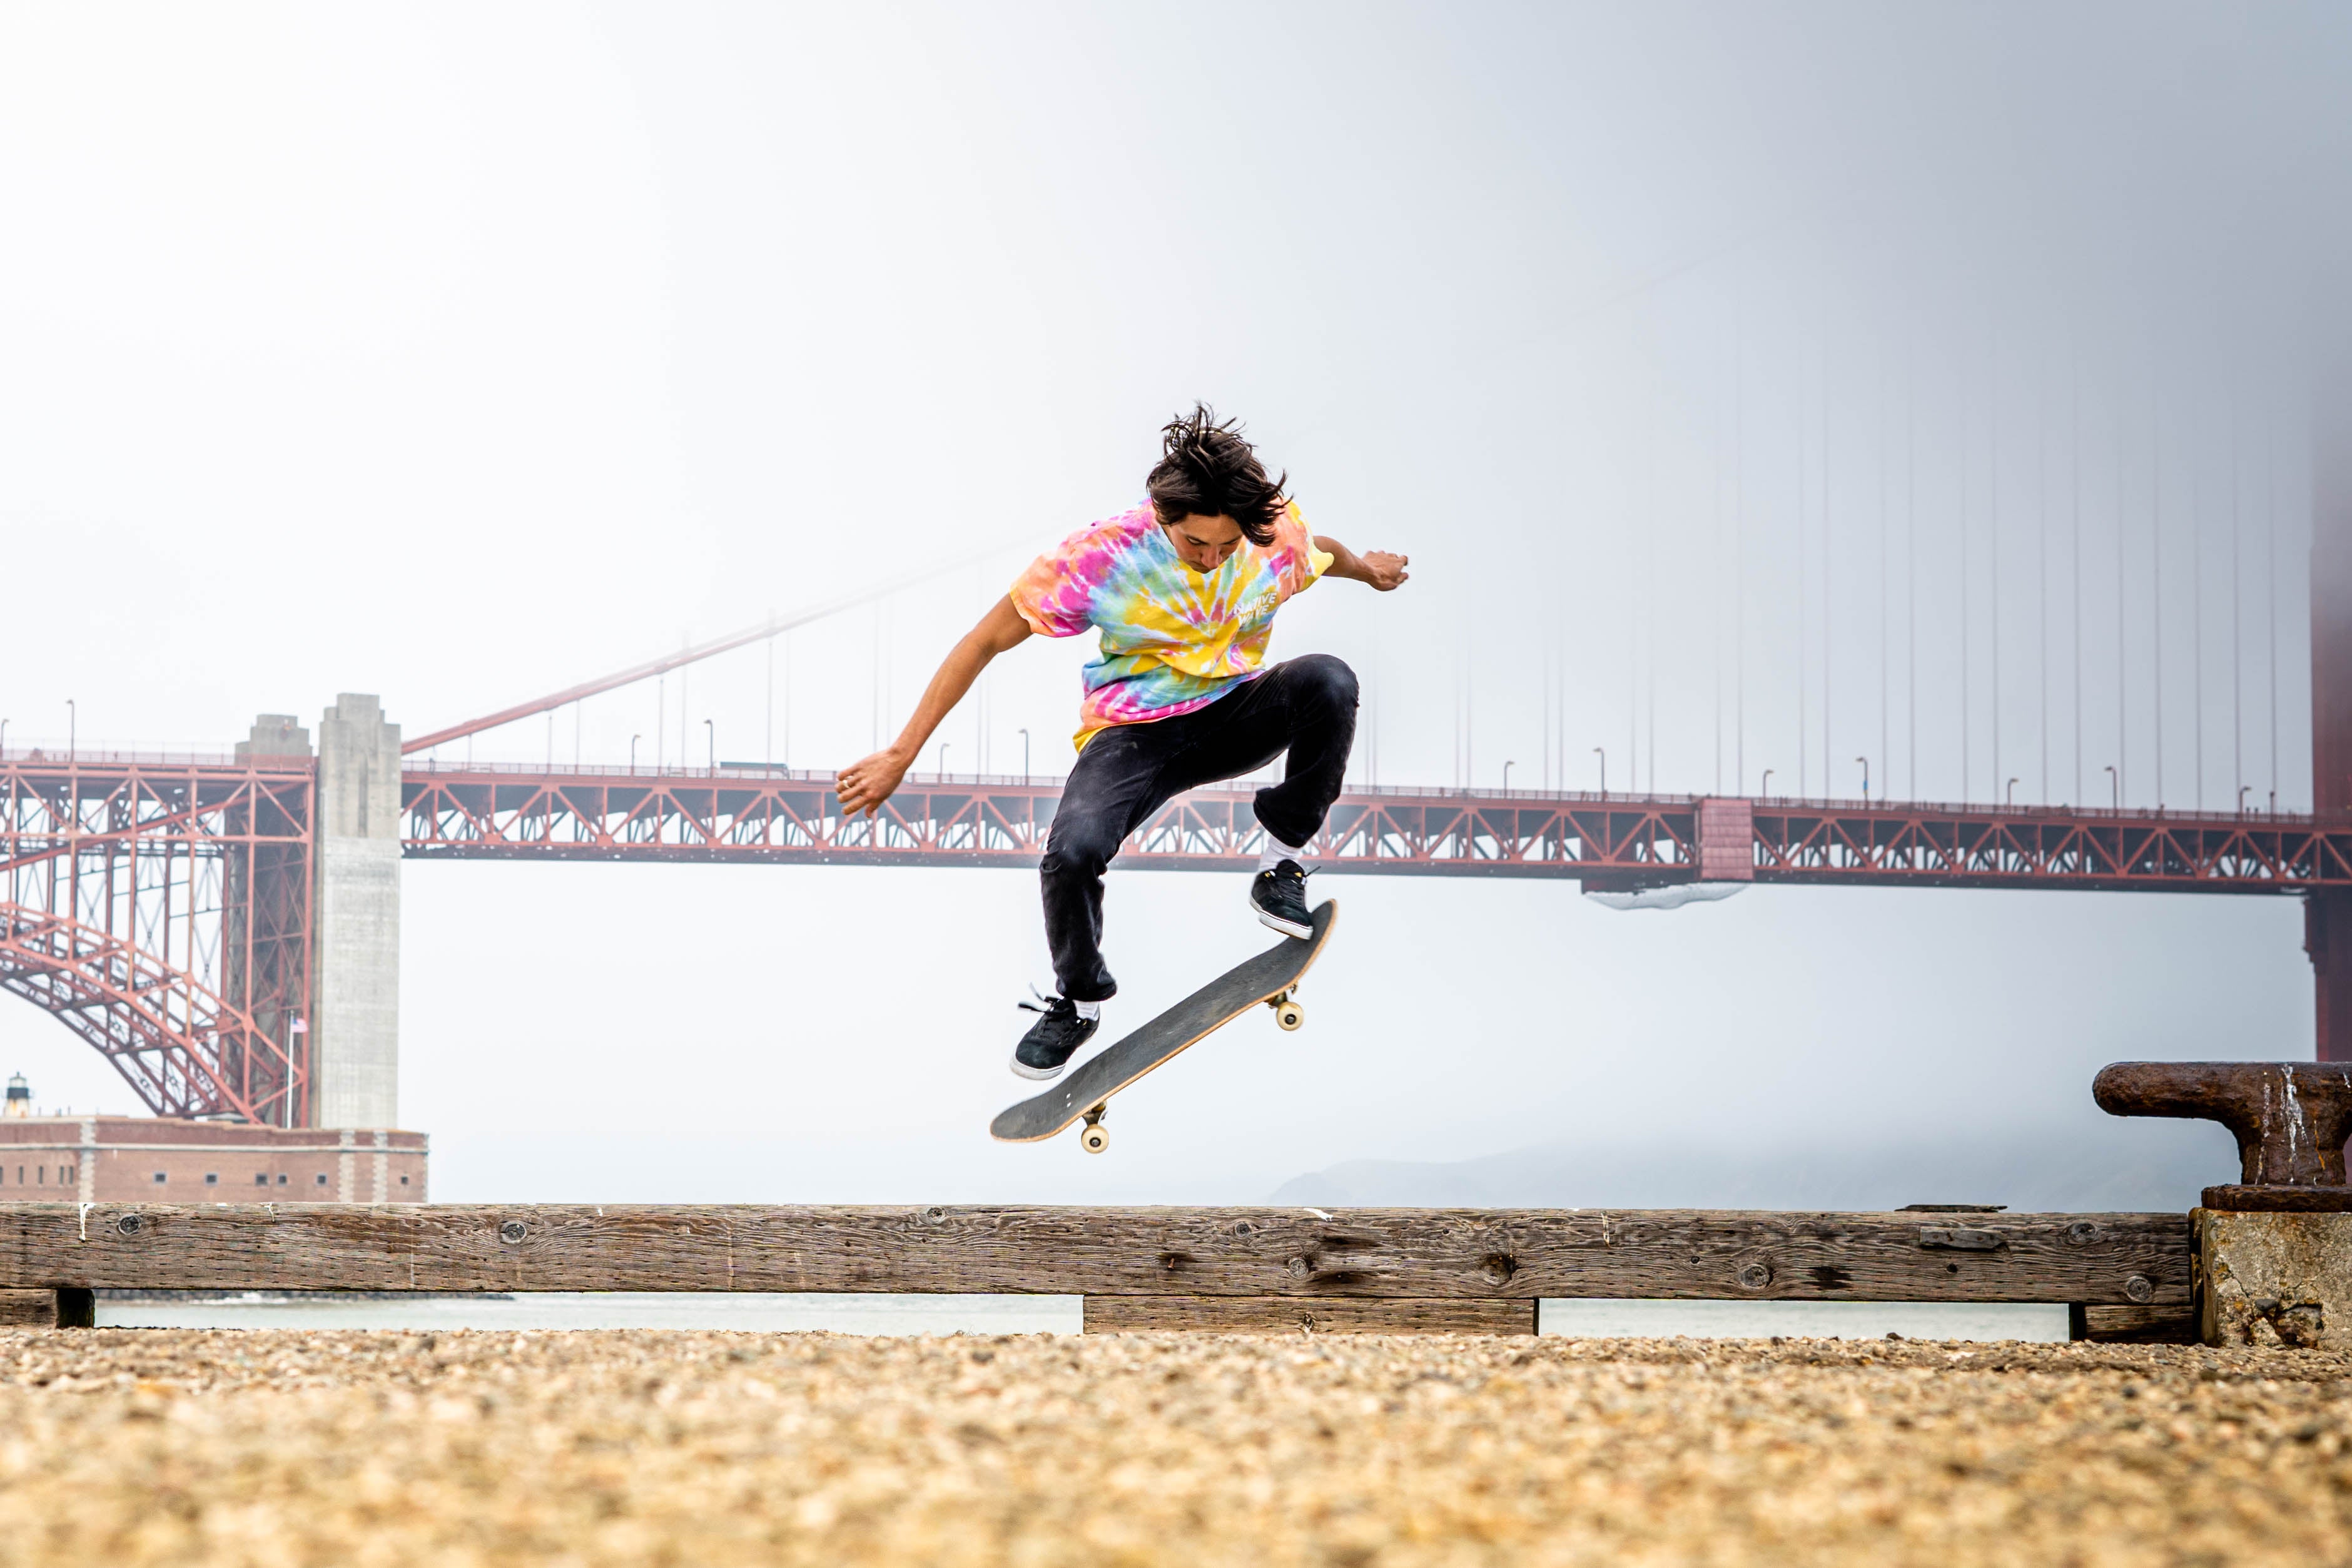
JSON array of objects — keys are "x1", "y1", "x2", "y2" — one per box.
[
  {"x1": 1287, "y1": 653, "x2": 1359, "y2": 712},
  {"x1": 1041, "y1": 824, "x2": 1123, "y2": 881}
]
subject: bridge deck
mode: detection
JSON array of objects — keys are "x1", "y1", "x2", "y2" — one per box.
[{"x1": 398, "y1": 762, "x2": 2352, "y2": 891}]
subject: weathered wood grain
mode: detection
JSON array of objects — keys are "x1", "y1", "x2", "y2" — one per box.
[
  {"x1": 0, "y1": 1287, "x2": 90, "y2": 1328},
  {"x1": 1083, "y1": 1295, "x2": 1536, "y2": 1334},
  {"x1": 0, "y1": 1205, "x2": 2191, "y2": 1305},
  {"x1": 0, "y1": 1289, "x2": 58, "y2": 1327},
  {"x1": 2072, "y1": 1303, "x2": 2199, "y2": 1344}
]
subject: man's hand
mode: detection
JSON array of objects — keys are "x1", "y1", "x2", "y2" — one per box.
[
  {"x1": 1316, "y1": 535, "x2": 1411, "y2": 592},
  {"x1": 1354, "y1": 550, "x2": 1410, "y2": 591},
  {"x1": 833, "y1": 596, "x2": 1034, "y2": 817},
  {"x1": 836, "y1": 747, "x2": 912, "y2": 817}
]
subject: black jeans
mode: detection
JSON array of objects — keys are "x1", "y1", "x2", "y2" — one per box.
[{"x1": 1040, "y1": 654, "x2": 1359, "y2": 1002}]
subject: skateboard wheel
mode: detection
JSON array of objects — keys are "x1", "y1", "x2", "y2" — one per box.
[
  {"x1": 1275, "y1": 999, "x2": 1305, "y2": 1031},
  {"x1": 1080, "y1": 1123, "x2": 1111, "y2": 1154}
]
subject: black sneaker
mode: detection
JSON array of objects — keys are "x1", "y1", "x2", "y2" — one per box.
[
  {"x1": 1250, "y1": 860, "x2": 1314, "y2": 939},
  {"x1": 1011, "y1": 994, "x2": 1100, "y2": 1080}
]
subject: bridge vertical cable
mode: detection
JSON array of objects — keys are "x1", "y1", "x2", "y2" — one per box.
[
  {"x1": 1990, "y1": 324, "x2": 2002, "y2": 807},
  {"x1": 2072, "y1": 340, "x2": 2083, "y2": 808},
  {"x1": 2194, "y1": 375, "x2": 2206, "y2": 812},
  {"x1": 2152, "y1": 352, "x2": 2166, "y2": 809},
  {"x1": 2039, "y1": 339, "x2": 2050, "y2": 805}
]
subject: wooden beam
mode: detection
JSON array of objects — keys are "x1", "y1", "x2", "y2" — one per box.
[
  {"x1": 2070, "y1": 1303, "x2": 2198, "y2": 1344},
  {"x1": 1085, "y1": 1295, "x2": 1536, "y2": 1333},
  {"x1": 0, "y1": 1288, "x2": 93, "y2": 1328},
  {"x1": 0, "y1": 1205, "x2": 2187, "y2": 1305}
]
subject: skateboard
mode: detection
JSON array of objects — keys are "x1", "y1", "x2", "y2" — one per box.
[{"x1": 990, "y1": 900, "x2": 1338, "y2": 1153}]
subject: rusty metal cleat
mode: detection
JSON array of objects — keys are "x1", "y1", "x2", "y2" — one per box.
[
  {"x1": 2092, "y1": 1061, "x2": 2352, "y2": 1211},
  {"x1": 2097, "y1": 1061, "x2": 2352, "y2": 1347}
]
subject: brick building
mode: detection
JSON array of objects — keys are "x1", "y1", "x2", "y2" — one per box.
[{"x1": 0, "y1": 1080, "x2": 427, "y2": 1203}]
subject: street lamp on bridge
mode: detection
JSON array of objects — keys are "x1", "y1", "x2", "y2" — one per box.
[
  {"x1": 2105, "y1": 765, "x2": 2119, "y2": 809},
  {"x1": 1018, "y1": 728, "x2": 1030, "y2": 784},
  {"x1": 1502, "y1": 760, "x2": 1514, "y2": 792},
  {"x1": 1856, "y1": 757, "x2": 1870, "y2": 801},
  {"x1": 1761, "y1": 769, "x2": 1773, "y2": 799},
  {"x1": 704, "y1": 719, "x2": 716, "y2": 772},
  {"x1": 1593, "y1": 747, "x2": 1606, "y2": 797},
  {"x1": 630, "y1": 734, "x2": 641, "y2": 774}
]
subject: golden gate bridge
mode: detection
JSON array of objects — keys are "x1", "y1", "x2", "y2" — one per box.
[{"x1": 5, "y1": 388, "x2": 2350, "y2": 1125}]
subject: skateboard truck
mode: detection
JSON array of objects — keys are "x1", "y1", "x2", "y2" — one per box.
[{"x1": 1075, "y1": 984, "x2": 1302, "y2": 1150}]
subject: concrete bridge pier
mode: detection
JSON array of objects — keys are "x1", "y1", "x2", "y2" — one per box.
[
  {"x1": 235, "y1": 695, "x2": 401, "y2": 1128},
  {"x1": 313, "y1": 695, "x2": 402, "y2": 1130}
]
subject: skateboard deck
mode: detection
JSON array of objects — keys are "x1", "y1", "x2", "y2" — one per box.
[{"x1": 990, "y1": 900, "x2": 1338, "y2": 1153}]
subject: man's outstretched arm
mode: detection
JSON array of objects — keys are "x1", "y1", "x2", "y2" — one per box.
[
  {"x1": 837, "y1": 594, "x2": 1034, "y2": 815},
  {"x1": 1314, "y1": 536, "x2": 1411, "y2": 591}
]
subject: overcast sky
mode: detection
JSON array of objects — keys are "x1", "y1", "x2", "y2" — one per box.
[{"x1": 1, "y1": 3, "x2": 2343, "y2": 1203}]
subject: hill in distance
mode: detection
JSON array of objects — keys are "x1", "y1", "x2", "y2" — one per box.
[{"x1": 1271, "y1": 1116, "x2": 2240, "y2": 1213}]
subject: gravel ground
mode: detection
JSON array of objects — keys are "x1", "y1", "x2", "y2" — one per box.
[{"x1": 1, "y1": 1328, "x2": 2346, "y2": 1566}]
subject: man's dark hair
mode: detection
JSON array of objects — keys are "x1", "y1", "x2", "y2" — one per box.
[{"x1": 1146, "y1": 404, "x2": 1290, "y2": 546}]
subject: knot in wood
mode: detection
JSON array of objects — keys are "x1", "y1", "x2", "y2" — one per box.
[
  {"x1": 923, "y1": 1207, "x2": 947, "y2": 1225},
  {"x1": 499, "y1": 1220, "x2": 528, "y2": 1246},
  {"x1": 1286, "y1": 1255, "x2": 1312, "y2": 1278},
  {"x1": 1479, "y1": 1253, "x2": 1518, "y2": 1286},
  {"x1": 2065, "y1": 1221, "x2": 2103, "y2": 1246},
  {"x1": 1735, "y1": 1260, "x2": 1773, "y2": 1292},
  {"x1": 115, "y1": 1213, "x2": 141, "y2": 1238},
  {"x1": 2124, "y1": 1273, "x2": 2155, "y2": 1303}
]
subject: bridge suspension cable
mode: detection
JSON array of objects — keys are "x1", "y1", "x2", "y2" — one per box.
[{"x1": 401, "y1": 537, "x2": 1035, "y2": 757}]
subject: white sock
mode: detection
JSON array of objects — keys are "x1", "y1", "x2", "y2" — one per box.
[
  {"x1": 1258, "y1": 836, "x2": 1309, "y2": 874},
  {"x1": 1072, "y1": 999, "x2": 1102, "y2": 1022}
]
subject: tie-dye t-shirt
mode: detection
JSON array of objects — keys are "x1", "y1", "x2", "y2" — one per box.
[{"x1": 1010, "y1": 501, "x2": 1333, "y2": 749}]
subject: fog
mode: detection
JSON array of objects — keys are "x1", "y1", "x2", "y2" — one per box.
[{"x1": 1, "y1": 3, "x2": 2343, "y2": 1205}]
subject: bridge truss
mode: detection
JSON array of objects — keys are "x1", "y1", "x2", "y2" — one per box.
[
  {"x1": 0, "y1": 754, "x2": 313, "y2": 1125},
  {"x1": 400, "y1": 762, "x2": 2352, "y2": 894}
]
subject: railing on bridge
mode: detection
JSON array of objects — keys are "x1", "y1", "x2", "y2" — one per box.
[{"x1": 398, "y1": 764, "x2": 2352, "y2": 893}]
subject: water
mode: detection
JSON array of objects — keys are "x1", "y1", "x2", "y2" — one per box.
[
  {"x1": 1537, "y1": 1299, "x2": 2070, "y2": 1342},
  {"x1": 97, "y1": 1293, "x2": 2069, "y2": 1340},
  {"x1": 98, "y1": 1293, "x2": 1085, "y2": 1334}
]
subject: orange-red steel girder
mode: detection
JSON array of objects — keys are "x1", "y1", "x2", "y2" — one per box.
[
  {"x1": 400, "y1": 764, "x2": 2352, "y2": 892},
  {"x1": 0, "y1": 757, "x2": 312, "y2": 1124}
]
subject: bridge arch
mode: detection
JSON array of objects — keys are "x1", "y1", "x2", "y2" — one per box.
[{"x1": 0, "y1": 754, "x2": 313, "y2": 1125}]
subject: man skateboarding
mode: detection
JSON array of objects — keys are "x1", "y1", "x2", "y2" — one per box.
[{"x1": 835, "y1": 405, "x2": 1409, "y2": 1081}]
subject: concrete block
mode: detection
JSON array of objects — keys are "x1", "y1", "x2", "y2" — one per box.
[
  {"x1": 235, "y1": 714, "x2": 312, "y2": 762},
  {"x1": 2196, "y1": 1208, "x2": 2352, "y2": 1349},
  {"x1": 313, "y1": 694, "x2": 402, "y2": 1130}
]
